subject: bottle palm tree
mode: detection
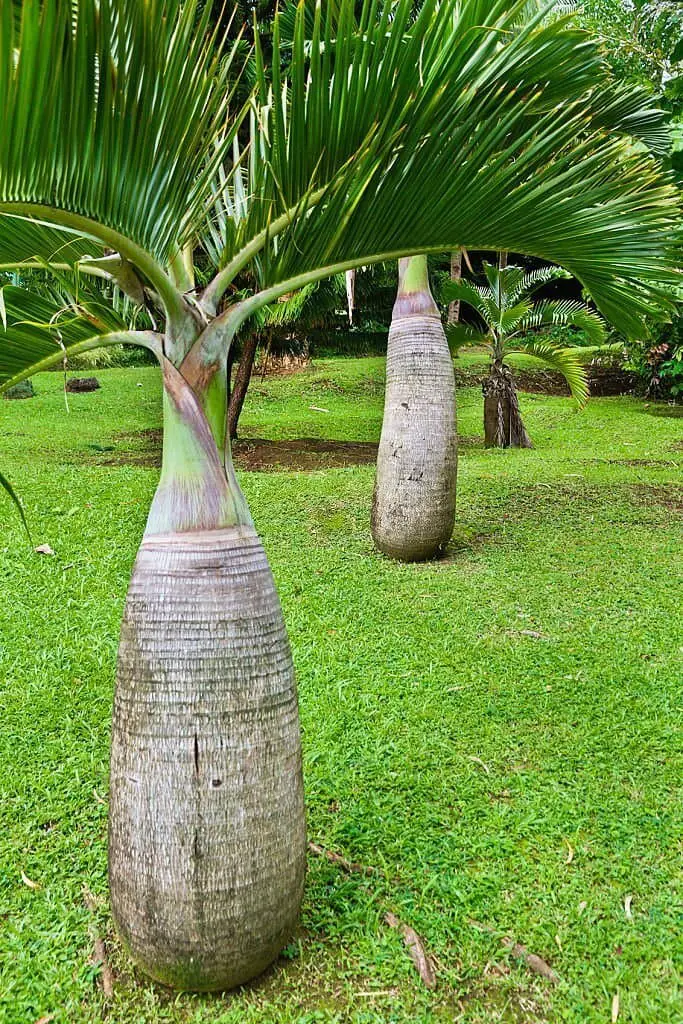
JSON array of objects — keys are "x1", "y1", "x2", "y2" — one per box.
[
  {"x1": 371, "y1": 0, "x2": 673, "y2": 563},
  {"x1": 444, "y1": 259, "x2": 609, "y2": 447},
  {"x1": 371, "y1": 254, "x2": 458, "y2": 560},
  {"x1": 0, "y1": 0, "x2": 679, "y2": 992}
]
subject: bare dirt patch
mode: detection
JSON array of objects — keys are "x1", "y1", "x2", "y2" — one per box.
[
  {"x1": 101, "y1": 432, "x2": 378, "y2": 471},
  {"x1": 455, "y1": 365, "x2": 638, "y2": 397},
  {"x1": 629, "y1": 484, "x2": 683, "y2": 515},
  {"x1": 585, "y1": 458, "x2": 679, "y2": 468},
  {"x1": 95, "y1": 432, "x2": 482, "y2": 471}
]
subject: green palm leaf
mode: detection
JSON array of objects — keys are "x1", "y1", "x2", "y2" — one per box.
[
  {"x1": 510, "y1": 338, "x2": 590, "y2": 404},
  {"x1": 445, "y1": 323, "x2": 489, "y2": 352},
  {"x1": 0, "y1": 466, "x2": 31, "y2": 541},
  {"x1": 0, "y1": 0, "x2": 241, "y2": 263},
  {"x1": 441, "y1": 279, "x2": 492, "y2": 319},
  {"x1": 500, "y1": 299, "x2": 534, "y2": 334},
  {"x1": 220, "y1": 0, "x2": 678, "y2": 338},
  {"x1": 515, "y1": 299, "x2": 607, "y2": 344},
  {"x1": 516, "y1": 265, "x2": 571, "y2": 299},
  {"x1": 0, "y1": 216, "x2": 104, "y2": 272},
  {"x1": 0, "y1": 285, "x2": 153, "y2": 390}
]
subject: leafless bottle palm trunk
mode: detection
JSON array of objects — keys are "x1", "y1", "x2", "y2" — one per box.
[
  {"x1": 371, "y1": 255, "x2": 457, "y2": 561},
  {"x1": 108, "y1": 349, "x2": 306, "y2": 991}
]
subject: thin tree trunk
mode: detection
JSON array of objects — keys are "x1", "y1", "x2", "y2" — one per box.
[
  {"x1": 447, "y1": 251, "x2": 462, "y2": 326},
  {"x1": 345, "y1": 268, "x2": 355, "y2": 324},
  {"x1": 228, "y1": 330, "x2": 260, "y2": 440},
  {"x1": 372, "y1": 255, "x2": 457, "y2": 561},
  {"x1": 483, "y1": 362, "x2": 533, "y2": 448},
  {"x1": 109, "y1": 353, "x2": 306, "y2": 991}
]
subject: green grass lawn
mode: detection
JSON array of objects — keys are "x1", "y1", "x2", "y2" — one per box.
[{"x1": 0, "y1": 358, "x2": 681, "y2": 1024}]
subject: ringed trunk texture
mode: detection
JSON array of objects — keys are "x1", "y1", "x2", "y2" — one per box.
[
  {"x1": 372, "y1": 256, "x2": 457, "y2": 561},
  {"x1": 483, "y1": 362, "x2": 533, "y2": 448},
  {"x1": 108, "y1": 360, "x2": 306, "y2": 992}
]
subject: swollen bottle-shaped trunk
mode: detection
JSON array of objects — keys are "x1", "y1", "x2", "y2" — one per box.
[
  {"x1": 372, "y1": 255, "x2": 457, "y2": 561},
  {"x1": 108, "y1": 359, "x2": 306, "y2": 991}
]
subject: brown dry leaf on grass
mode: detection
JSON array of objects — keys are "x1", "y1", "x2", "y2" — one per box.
[
  {"x1": 470, "y1": 920, "x2": 560, "y2": 984},
  {"x1": 384, "y1": 912, "x2": 437, "y2": 989},
  {"x1": 307, "y1": 841, "x2": 377, "y2": 876}
]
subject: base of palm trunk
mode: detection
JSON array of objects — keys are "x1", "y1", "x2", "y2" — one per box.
[
  {"x1": 372, "y1": 313, "x2": 457, "y2": 561},
  {"x1": 483, "y1": 364, "x2": 533, "y2": 449},
  {"x1": 109, "y1": 526, "x2": 306, "y2": 992}
]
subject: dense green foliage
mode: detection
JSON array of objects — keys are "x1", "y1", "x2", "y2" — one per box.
[{"x1": 1, "y1": 361, "x2": 680, "y2": 1023}]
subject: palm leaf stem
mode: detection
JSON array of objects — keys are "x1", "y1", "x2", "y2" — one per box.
[
  {"x1": 193, "y1": 245, "x2": 480, "y2": 368},
  {"x1": 0, "y1": 261, "x2": 112, "y2": 280},
  {"x1": 200, "y1": 185, "x2": 331, "y2": 315},
  {"x1": 0, "y1": 467, "x2": 32, "y2": 543},
  {"x1": 0, "y1": 204, "x2": 186, "y2": 327},
  {"x1": 0, "y1": 330, "x2": 162, "y2": 393}
]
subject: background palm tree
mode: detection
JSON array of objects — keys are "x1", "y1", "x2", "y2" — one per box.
[
  {"x1": 444, "y1": 259, "x2": 610, "y2": 446},
  {"x1": 371, "y1": 254, "x2": 458, "y2": 560},
  {"x1": 0, "y1": 0, "x2": 679, "y2": 992}
]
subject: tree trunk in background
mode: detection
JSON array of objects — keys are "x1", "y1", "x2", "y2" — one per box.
[
  {"x1": 483, "y1": 362, "x2": 533, "y2": 448},
  {"x1": 108, "y1": 357, "x2": 306, "y2": 991},
  {"x1": 372, "y1": 255, "x2": 457, "y2": 561},
  {"x1": 228, "y1": 330, "x2": 260, "y2": 440},
  {"x1": 447, "y1": 251, "x2": 462, "y2": 326},
  {"x1": 345, "y1": 268, "x2": 355, "y2": 324}
]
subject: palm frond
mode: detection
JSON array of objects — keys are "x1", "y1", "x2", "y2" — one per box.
[
  {"x1": 208, "y1": 0, "x2": 680, "y2": 337},
  {"x1": 0, "y1": 215, "x2": 104, "y2": 271},
  {"x1": 515, "y1": 299, "x2": 607, "y2": 344},
  {"x1": 0, "y1": 285, "x2": 135, "y2": 390},
  {"x1": 445, "y1": 323, "x2": 489, "y2": 352},
  {"x1": 517, "y1": 265, "x2": 571, "y2": 299},
  {"x1": 0, "y1": 0, "x2": 243, "y2": 264},
  {"x1": 441, "y1": 278, "x2": 492, "y2": 319},
  {"x1": 499, "y1": 300, "x2": 534, "y2": 334},
  {"x1": 509, "y1": 338, "x2": 590, "y2": 405},
  {"x1": 568, "y1": 341, "x2": 626, "y2": 364}
]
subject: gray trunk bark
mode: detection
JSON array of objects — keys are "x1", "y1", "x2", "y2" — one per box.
[
  {"x1": 108, "y1": 365, "x2": 306, "y2": 991},
  {"x1": 372, "y1": 258, "x2": 457, "y2": 561}
]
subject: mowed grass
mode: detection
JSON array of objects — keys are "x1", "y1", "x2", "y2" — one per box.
[{"x1": 0, "y1": 358, "x2": 681, "y2": 1024}]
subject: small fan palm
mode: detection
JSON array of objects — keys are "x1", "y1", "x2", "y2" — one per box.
[{"x1": 444, "y1": 260, "x2": 610, "y2": 447}]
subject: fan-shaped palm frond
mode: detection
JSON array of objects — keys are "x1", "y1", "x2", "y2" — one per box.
[
  {"x1": 511, "y1": 338, "x2": 590, "y2": 404},
  {"x1": 200, "y1": 0, "x2": 679, "y2": 341},
  {"x1": 0, "y1": 0, "x2": 679, "y2": 382},
  {"x1": 0, "y1": 0, "x2": 243, "y2": 273}
]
